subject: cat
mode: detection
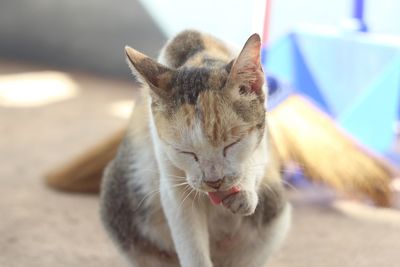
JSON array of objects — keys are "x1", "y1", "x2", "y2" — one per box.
[{"x1": 100, "y1": 30, "x2": 291, "y2": 267}]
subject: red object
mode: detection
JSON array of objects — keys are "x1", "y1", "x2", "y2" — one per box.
[{"x1": 262, "y1": 0, "x2": 272, "y2": 45}]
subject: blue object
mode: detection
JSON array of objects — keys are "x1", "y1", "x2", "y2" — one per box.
[
  {"x1": 263, "y1": 27, "x2": 400, "y2": 155},
  {"x1": 353, "y1": 0, "x2": 364, "y2": 20},
  {"x1": 266, "y1": 77, "x2": 294, "y2": 110},
  {"x1": 266, "y1": 75, "x2": 279, "y2": 96},
  {"x1": 353, "y1": 0, "x2": 368, "y2": 32}
]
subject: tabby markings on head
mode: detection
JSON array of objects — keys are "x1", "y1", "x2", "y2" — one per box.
[{"x1": 125, "y1": 31, "x2": 266, "y2": 147}]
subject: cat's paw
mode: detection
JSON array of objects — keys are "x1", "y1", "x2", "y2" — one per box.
[{"x1": 222, "y1": 190, "x2": 258, "y2": 216}]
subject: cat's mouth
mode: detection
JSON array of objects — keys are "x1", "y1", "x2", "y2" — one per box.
[{"x1": 207, "y1": 186, "x2": 241, "y2": 205}]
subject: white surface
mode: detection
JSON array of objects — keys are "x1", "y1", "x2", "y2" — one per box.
[
  {"x1": 137, "y1": 0, "x2": 266, "y2": 46},
  {"x1": 138, "y1": 0, "x2": 400, "y2": 46}
]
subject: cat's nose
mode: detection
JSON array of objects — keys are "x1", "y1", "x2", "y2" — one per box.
[{"x1": 204, "y1": 178, "x2": 224, "y2": 190}]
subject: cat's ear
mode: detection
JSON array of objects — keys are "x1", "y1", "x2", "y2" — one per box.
[
  {"x1": 224, "y1": 34, "x2": 264, "y2": 96},
  {"x1": 125, "y1": 46, "x2": 174, "y2": 99}
]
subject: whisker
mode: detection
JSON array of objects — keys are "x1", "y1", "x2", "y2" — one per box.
[
  {"x1": 139, "y1": 169, "x2": 187, "y2": 181},
  {"x1": 259, "y1": 181, "x2": 280, "y2": 200},
  {"x1": 133, "y1": 182, "x2": 189, "y2": 212},
  {"x1": 133, "y1": 188, "x2": 161, "y2": 212},
  {"x1": 170, "y1": 181, "x2": 190, "y2": 187},
  {"x1": 191, "y1": 190, "x2": 200, "y2": 211},
  {"x1": 178, "y1": 186, "x2": 193, "y2": 210},
  {"x1": 281, "y1": 179, "x2": 299, "y2": 192},
  {"x1": 249, "y1": 163, "x2": 267, "y2": 168}
]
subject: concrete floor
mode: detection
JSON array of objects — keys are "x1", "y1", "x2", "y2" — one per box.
[{"x1": 1, "y1": 61, "x2": 400, "y2": 267}]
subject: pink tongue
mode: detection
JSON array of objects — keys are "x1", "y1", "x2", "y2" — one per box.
[{"x1": 208, "y1": 186, "x2": 241, "y2": 205}]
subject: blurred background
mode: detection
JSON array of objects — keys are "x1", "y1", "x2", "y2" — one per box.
[
  {"x1": 1, "y1": 0, "x2": 400, "y2": 267},
  {"x1": 2, "y1": 0, "x2": 400, "y2": 77}
]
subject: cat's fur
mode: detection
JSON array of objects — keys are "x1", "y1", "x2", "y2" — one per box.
[{"x1": 100, "y1": 30, "x2": 291, "y2": 267}]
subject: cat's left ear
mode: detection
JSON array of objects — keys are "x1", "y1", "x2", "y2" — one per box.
[
  {"x1": 224, "y1": 34, "x2": 264, "y2": 96},
  {"x1": 125, "y1": 46, "x2": 175, "y2": 100}
]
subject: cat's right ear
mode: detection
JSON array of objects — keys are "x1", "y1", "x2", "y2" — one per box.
[
  {"x1": 125, "y1": 46, "x2": 175, "y2": 100},
  {"x1": 223, "y1": 34, "x2": 264, "y2": 97}
]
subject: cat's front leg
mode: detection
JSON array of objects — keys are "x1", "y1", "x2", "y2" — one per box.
[
  {"x1": 241, "y1": 183, "x2": 290, "y2": 267},
  {"x1": 244, "y1": 203, "x2": 291, "y2": 267},
  {"x1": 225, "y1": 186, "x2": 291, "y2": 267},
  {"x1": 160, "y1": 180, "x2": 213, "y2": 267}
]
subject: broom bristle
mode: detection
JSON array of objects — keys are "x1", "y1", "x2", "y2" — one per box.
[
  {"x1": 45, "y1": 129, "x2": 126, "y2": 193},
  {"x1": 268, "y1": 95, "x2": 398, "y2": 206}
]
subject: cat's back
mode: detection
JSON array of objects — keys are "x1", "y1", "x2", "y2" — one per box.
[{"x1": 159, "y1": 30, "x2": 236, "y2": 68}]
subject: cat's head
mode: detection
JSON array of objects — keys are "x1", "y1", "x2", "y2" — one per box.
[{"x1": 125, "y1": 34, "x2": 267, "y2": 194}]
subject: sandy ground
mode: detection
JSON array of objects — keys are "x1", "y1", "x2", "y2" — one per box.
[{"x1": 1, "y1": 61, "x2": 399, "y2": 267}]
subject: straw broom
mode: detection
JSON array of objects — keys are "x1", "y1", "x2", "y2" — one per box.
[
  {"x1": 45, "y1": 129, "x2": 125, "y2": 193},
  {"x1": 45, "y1": 95, "x2": 397, "y2": 205},
  {"x1": 268, "y1": 95, "x2": 396, "y2": 206}
]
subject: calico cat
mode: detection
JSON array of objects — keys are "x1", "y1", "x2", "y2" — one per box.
[{"x1": 100, "y1": 30, "x2": 291, "y2": 267}]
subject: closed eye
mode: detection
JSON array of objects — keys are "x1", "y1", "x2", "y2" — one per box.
[
  {"x1": 223, "y1": 139, "x2": 241, "y2": 157},
  {"x1": 180, "y1": 151, "x2": 198, "y2": 162}
]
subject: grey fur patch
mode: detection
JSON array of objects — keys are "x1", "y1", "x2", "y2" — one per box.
[
  {"x1": 232, "y1": 98, "x2": 265, "y2": 124},
  {"x1": 100, "y1": 138, "x2": 177, "y2": 264},
  {"x1": 171, "y1": 67, "x2": 221, "y2": 105},
  {"x1": 100, "y1": 138, "x2": 145, "y2": 250},
  {"x1": 248, "y1": 183, "x2": 286, "y2": 226},
  {"x1": 225, "y1": 59, "x2": 234, "y2": 73},
  {"x1": 165, "y1": 30, "x2": 205, "y2": 68},
  {"x1": 202, "y1": 57, "x2": 230, "y2": 68}
]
